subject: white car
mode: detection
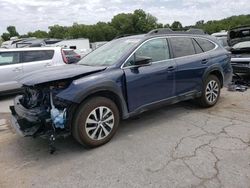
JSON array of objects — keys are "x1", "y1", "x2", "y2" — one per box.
[{"x1": 0, "y1": 47, "x2": 67, "y2": 94}]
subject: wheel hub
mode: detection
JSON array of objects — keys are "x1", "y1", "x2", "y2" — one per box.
[
  {"x1": 205, "y1": 80, "x2": 219, "y2": 103},
  {"x1": 85, "y1": 106, "x2": 114, "y2": 140}
]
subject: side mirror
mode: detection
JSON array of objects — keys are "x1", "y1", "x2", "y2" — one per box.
[{"x1": 134, "y1": 56, "x2": 152, "y2": 66}]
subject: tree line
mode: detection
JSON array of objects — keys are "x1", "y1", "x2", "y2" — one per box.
[{"x1": 2, "y1": 9, "x2": 250, "y2": 42}]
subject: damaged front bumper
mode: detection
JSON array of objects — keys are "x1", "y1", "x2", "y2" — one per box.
[
  {"x1": 10, "y1": 95, "x2": 51, "y2": 137},
  {"x1": 231, "y1": 58, "x2": 250, "y2": 74}
]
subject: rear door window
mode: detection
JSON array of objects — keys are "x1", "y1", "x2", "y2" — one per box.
[
  {"x1": 192, "y1": 39, "x2": 203, "y2": 54},
  {"x1": 195, "y1": 38, "x2": 216, "y2": 52},
  {"x1": 170, "y1": 37, "x2": 196, "y2": 58},
  {"x1": 0, "y1": 52, "x2": 20, "y2": 65},
  {"x1": 22, "y1": 50, "x2": 54, "y2": 63}
]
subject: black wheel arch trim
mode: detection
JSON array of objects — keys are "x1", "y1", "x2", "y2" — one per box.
[
  {"x1": 202, "y1": 65, "x2": 224, "y2": 87},
  {"x1": 56, "y1": 80, "x2": 129, "y2": 119}
]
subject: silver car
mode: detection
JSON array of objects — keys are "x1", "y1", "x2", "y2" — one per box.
[{"x1": 0, "y1": 47, "x2": 67, "y2": 93}]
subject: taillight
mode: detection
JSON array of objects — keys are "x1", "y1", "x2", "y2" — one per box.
[{"x1": 61, "y1": 49, "x2": 68, "y2": 64}]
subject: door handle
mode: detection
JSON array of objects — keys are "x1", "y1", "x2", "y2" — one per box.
[
  {"x1": 167, "y1": 66, "x2": 176, "y2": 71},
  {"x1": 201, "y1": 59, "x2": 208, "y2": 64},
  {"x1": 13, "y1": 67, "x2": 22, "y2": 72}
]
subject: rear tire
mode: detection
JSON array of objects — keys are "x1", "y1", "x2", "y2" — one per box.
[
  {"x1": 72, "y1": 97, "x2": 120, "y2": 148},
  {"x1": 197, "y1": 75, "x2": 221, "y2": 108}
]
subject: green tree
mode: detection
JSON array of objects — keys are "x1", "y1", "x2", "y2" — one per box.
[
  {"x1": 171, "y1": 21, "x2": 183, "y2": 29},
  {"x1": 1, "y1": 33, "x2": 10, "y2": 41},
  {"x1": 111, "y1": 13, "x2": 134, "y2": 34},
  {"x1": 195, "y1": 20, "x2": 204, "y2": 26},
  {"x1": 132, "y1": 9, "x2": 158, "y2": 33},
  {"x1": 48, "y1": 25, "x2": 68, "y2": 39},
  {"x1": 1, "y1": 26, "x2": 19, "y2": 41},
  {"x1": 28, "y1": 30, "x2": 49, "y2": 38},
  {"x1": 7, "y1": 26, "x2": 19, "y2": 37},
  {"x1": 164, "y1": 24, "x2": 170, "y2": 28}
]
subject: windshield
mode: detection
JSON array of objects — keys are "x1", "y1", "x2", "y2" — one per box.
[
  {"x1": 78, "y1": 38, "x2": 141, "y2": 66},
  {"x1": 232, "y1": 41, "x2": 250, "y2": 49}
]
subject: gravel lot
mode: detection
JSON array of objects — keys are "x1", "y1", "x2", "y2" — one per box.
[{"x1": 0, "y1": 89, "x2": 250, "y2": 188}]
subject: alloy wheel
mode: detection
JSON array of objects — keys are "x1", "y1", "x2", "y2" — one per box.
[
  {"x1": 85, "y1": 106, "x2": 114, "y2": 140},
  {"x1": 205, "y1": 80, "x2": 219, "y2": 103}
]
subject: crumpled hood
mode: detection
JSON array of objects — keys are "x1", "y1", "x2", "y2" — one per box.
[
  {"x1": 228, "y1": 26, "x2": 250, "y2": 47},
  {"x1": 18, "y1": 64, "x2": 106, "y2": 86}
]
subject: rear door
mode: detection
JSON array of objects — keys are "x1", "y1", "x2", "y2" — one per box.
[
  {"x1": 21, "y1": 50, "x2": 55, "y2": 73},
  {"x1": 169, "y1": 37, "x2": 210, "y2": 95},
  {"x1": 0, "y1": 51, "x2": 23, "y2": 92}
]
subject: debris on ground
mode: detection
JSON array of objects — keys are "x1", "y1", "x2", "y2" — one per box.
[
  {"x1": 228, "y1": 73, "x2": 249, "y2": 92},
  {"x1": 228, "y1": 83, "x2": 248, "y2": 92}
]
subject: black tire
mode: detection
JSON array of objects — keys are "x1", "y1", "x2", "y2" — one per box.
[
  {"x1": 72, "y1": 97, "x2": 120, "y2": 148},
  {"x1": 197, "y1": 75, "x2": 221, "y2": 108}
]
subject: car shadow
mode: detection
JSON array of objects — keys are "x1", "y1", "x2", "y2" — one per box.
[
  {"x1": 2, "y1": 96, "x2": 223, "y2": 168},
  {"x1": 7, "y1": 100, "x2": 200, "y2": 157}
]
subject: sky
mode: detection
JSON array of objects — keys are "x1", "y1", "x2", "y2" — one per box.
[{"x1": 0, "y1": 0, "x2": 250, "y2": 34}]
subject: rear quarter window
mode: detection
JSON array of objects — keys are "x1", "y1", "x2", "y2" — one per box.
[
  {"x1": 22, "y1": 50, "x2": 54, "y2": 63},
  {"x1": 195, "y1": 38, "x2": 216, "y2": 52}
]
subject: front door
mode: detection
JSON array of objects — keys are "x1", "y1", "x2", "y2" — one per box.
[{"x1": 123, "y1": 38, "x2": 176, "y2": 112}]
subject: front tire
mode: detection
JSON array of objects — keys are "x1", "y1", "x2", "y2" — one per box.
[
  {"x1": 72, "y1": 97, "x2": 120, "y2": 148},
  {"x1": 197, "y1": 75, "x2": 221, "y2": 107}
]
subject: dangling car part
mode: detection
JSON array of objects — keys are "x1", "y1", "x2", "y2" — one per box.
[{"x1": 9, "y1": 64, "x2": 106, "y2": 152}]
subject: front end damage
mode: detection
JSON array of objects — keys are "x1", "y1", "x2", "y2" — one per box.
[{"x1": 10, "y1": 83, "x2": 74, "y2": 153}]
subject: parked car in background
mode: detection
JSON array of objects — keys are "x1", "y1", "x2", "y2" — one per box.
[
  {"x1": 216, "y1": 36, "x2": 229, "y2": 48},
  {"x1": 1, "y1": 37, "x2": 62, "y2": 49},
  {"x1": 212, "y1": 30, "x2": 227, "y2": 37},
  {"x1": 0, "y1": 47, "x2": 67, "y2": 94},
  {"x1": 63, "y1": 49, "x2": 81, "y2": 64},
  {"x1": 52, "y1": 38, "x2": 92, "y2": 58},
  {"x1": 1, "y1": 37, "x2": 23, "y2": 48},
  {"x1": 212, "y1": 31, "x2": 229, "y2": 48},
  {"x1": 227, "y1": 26, "x2": 250, "y2": 74},
  {"x1": 10, "y1": 28, "x2": 232, "y2": 149}
]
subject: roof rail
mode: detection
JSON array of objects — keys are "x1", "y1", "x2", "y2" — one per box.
[
  {"x1": 147, "y1": 28, "x2": 173, "y2": 35},
  {"x1": 113, "y1": 34, "x2": 133, "y2": 39},
  {"x1": 146, "y1": 28, "x2": 206, "y2": 36}
]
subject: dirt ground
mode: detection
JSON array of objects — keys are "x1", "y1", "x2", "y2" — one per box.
[{"x1": 0, "y1": 89, "x2": 250, "y2": 188}]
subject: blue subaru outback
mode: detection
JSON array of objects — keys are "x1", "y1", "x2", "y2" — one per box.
[{"x1": 10, "y1": 28, "x2": 232, "y2": 148}]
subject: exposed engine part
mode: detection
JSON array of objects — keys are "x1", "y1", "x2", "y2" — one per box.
[
  {"x1": 233, "y1": 73, "x2": 250, "y2": 86},
  {"x1": 50, "y1": 90, "x2": 67, "y2": 129},
  {"x1": 228, "y1": 73, "x2": 249, "y2": 92}
]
